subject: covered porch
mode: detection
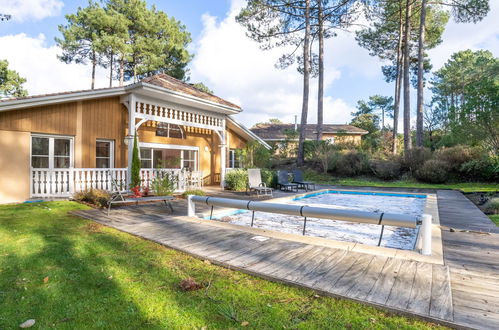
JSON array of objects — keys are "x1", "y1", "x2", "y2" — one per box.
[{"x1": 29, "y1": 87, "x2": 234, "y2": 198}]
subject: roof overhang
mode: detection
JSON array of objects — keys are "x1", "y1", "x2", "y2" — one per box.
[
  {"x1": 0, "y1": 82, "x2": 242, "y2": 116},
  {"x1": 227, "y1": 117, "x2": 271, "y2": 150},
  {"x1": 0, "y1": 87, "x2": 127, "y2": 112}
]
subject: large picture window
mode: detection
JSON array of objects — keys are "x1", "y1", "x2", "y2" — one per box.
[
  {"x1": 31, "y1": 135, "x2": 73, "y2": 169},
  {"x1": 139, "y1": 144, "x2": 198, "y2": 170},
  {"x1": 96, "y1": 140, "x2": 114, "y2": 168}
]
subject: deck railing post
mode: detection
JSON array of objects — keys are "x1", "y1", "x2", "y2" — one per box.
[
  {"x1": 187, "y1": 195, "x2": 195, "y2": 217},
  {"x1": 421, "y1": 214, "x2": 432, "y2": 256}
]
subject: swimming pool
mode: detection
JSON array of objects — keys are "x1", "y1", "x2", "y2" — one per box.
[{"x1": 211, "y1": 190, "x2": 427, "y2": 250}]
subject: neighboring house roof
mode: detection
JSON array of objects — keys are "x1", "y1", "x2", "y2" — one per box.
[
  {"x1": 0, "y1": 73, "x2": 241, "y2": 114},
  {"x1": 227, "y1": 117, "x2": 271, "y2": 150},
  {"x1": 250, "y1": 123, "x2": 368, "y2": 140}
]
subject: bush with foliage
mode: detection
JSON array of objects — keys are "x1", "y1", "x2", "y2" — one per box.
[
  {"x1": 225, "y1": 169, "x2": 248, "y2": 191},
  {"x1": 181, "y1": 189, "x2": 206, "y2": 198},
  {"x1": 403, "y1": 147, "x2": 432, "y2": 173},
  {"x1": 484, "y1": 198, "x2": 499, "y2": 215},
  {"x1": 151, "y1": 172, "x2": 176, "y2": 196},
  {"x1": 130, "y1": 133, "x2": 141, "y2": 189},
  {"x1": 73, "y1": 189, "x2": 110, "y2": 208},
  {"x1": 243, "y1": 141, "x2": 271, "y2": 168},
  {"x1": 460, "y1": 156, "x2": 499, "y2": 182},
  {"x1": 335, "y1": 150, "x2": 369, "y2": 176},
  {"x1": 369, "y1": 159, "x2": 402, "y2": 180},
  {"x1": 434, "y1": 145, "x2": 481, "y2": 171},
  {"x1": 260, "y1": 168, "x2": 277, "y2": 188},
  {"x1": 414, "y1": 160, "x2": 450, "y2": 183},
  {"x1": 309, "y1": 141, "x2": 339, "y2": 173}
]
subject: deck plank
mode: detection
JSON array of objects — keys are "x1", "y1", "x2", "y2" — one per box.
[{"x1": 366, "y1": 257, "x2": 403, "y2": 305}]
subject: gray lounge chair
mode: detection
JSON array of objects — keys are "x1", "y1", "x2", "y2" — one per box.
[
  {"x1": 277, "y1": 170, "x2": 298, "y2": 192},
  {"x1": 247, "y1": 168, "x2": 273, "y2": 197},
  {"x1": 292, "y1": 169, "x2": 316, "y2": 191},
  {"x1": 107, "y1": 172, "x2": 174, "y2": 215}
]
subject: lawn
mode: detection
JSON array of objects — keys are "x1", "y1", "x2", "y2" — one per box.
[
  {"x1": 490, "y1": 214, "x2": 499, "y2": 226},
  {"x1": 303, "y1": 171, "x2": 498, "y2": 193},
  {"x1": 0, "y1": 202, "x2": 445, "y2": 329}
]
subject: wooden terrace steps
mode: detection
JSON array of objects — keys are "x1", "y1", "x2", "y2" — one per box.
[{"x1": 74, "y1": 208, "x2": 454, "y2": 326}]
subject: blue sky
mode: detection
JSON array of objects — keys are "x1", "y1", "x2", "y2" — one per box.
[{"x1": 0, "y1": 0, "x2": 498, "y2": 127}]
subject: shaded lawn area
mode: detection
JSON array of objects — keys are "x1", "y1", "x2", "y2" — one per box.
[
  {"x1": 303, "y1": 172, "x2": 498, "y2": 193},
  {"x1": 0, "y1": 202, "x2": 445, "y2": 329},
  {"x1": 490, "y1": 215, "x2": 499, "y2": 226}
]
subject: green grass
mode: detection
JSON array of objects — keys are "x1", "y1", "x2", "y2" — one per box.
[
  {"x1": 303, "y1": 171, "x2": 498, "y2": 193},
  {"x1": 0, "y1": 202, "x2": 445, "y2": 329},
  {"x1": 489, "y1": 215, "x2": 499, "y2": 226}
]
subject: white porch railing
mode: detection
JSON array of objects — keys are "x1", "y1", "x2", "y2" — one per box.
[{"x1": 30, "y1": 168, "x2": 203, "y2": 198}]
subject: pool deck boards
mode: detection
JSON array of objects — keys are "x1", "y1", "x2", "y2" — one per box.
[{"x1": 74, "y1": 188, "x2": 499, "y2": 329}]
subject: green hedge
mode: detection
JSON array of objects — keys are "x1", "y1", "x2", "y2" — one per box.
[{"x1": 225, "y1": 168, "x2": 278, "y2": 191}]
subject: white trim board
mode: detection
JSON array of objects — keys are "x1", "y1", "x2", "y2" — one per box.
[{"x1": 139, "y1": 142, "x2": 199, "y2": 151}]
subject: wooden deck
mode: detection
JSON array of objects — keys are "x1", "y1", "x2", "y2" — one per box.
[
  {"x1": 437, "y1": 190, "x2": 499, "y2": 329},
  {"x1": 73, "y1": 188, "x2": 499, "y2": 329}
]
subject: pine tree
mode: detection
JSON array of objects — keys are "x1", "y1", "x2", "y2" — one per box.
[
  {"x1": 130, "y1": 133, "x2": 141, "y2": 189},
  {"x1": 0, "y1": 60, "x2": 28, "y2": 98}
]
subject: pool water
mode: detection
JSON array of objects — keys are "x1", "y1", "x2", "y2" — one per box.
[{"x1": 214, "y1": 191, "x2": 426, "y2": 250}]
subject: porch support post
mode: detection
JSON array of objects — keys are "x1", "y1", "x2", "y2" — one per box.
[
  {"x1": 126, "y1": 93, "x2": 136, "y2": 187},
  {"x1": 219, "y1": 129, "x2": 226, "y2": 188}
]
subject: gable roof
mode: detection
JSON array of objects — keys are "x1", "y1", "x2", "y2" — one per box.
[
  {"x1": 141, "y1": 74, "x2": 240, "y2": 110},
  {"x1": 0, "y1": 73, "x2": 240, "y2": 113},
  {"x1": 250, "y1": 123, "x2": 368, "y2": 140}
]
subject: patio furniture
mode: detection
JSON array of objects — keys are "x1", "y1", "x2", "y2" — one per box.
[
  {"x1": 107, "y1": 173, "x2": 174, "y2": 216},
  {"x1": 292, "y1": 169, "x2": 316, "y2": 191},
  {"x1": 247, "y1": 168, "x2": 273, "y2": 197},
  {"x1": 277, "y1": 170, "x2": 298, "y2": 192}
]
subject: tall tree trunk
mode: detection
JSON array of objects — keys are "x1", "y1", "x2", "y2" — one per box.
[
  {"x1": 392, "y1": 2, "x2": 404, "y2": 155},
  {"x1": 119, "y1": 56, "x2": 124, "y2": 87},
  {"x1": 416, "y1": 0, "x2": 427, "y2": 147},
  {"x1": 109, "y1": 52, "x2": 114, "y2": 88},
  {"x1": 403, "y1": 0, "x2": 412, "y2": 153},
  {"x1": 317, "y1": 0, "x2": 324, "y2": 141},
  {"x1": 297, "y1": 0, "x2": 311, "y2": 166},
  {"x1": 91, "y1": 50, "x2": 96, "y2": 90}
]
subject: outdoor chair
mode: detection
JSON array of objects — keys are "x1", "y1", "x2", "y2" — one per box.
[
  {"x1": 107, "y1": 172, "x2": 174, "y2": 216},
  {"x1": 247, "y1": 168, "x2": 273, "y2": 197},
  {"x1": 277, "y1": 170, "x2": 298, "y2": 192},
  {"x1": 292, "y1": 169, "x2": 316, "y2": 191}
]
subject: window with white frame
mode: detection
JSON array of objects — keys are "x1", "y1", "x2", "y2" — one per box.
[
  {"x1": 228, "y1": 149, "x2": 242, "y2": 168},
  {"x1": 31, "y1": 135, "x2": 73, "y2": 169},
  {"x1": 156, "y1": 123, "x2": 185, "y2": 139},
  {"x1": 96, "y1": 140, "x2": 114, "y2": 168},
  {"x1": 140, "y1": 146, "x2": 198, "y2": 170}
]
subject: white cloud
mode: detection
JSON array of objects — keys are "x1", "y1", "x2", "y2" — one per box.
[
  {"x1": 0, "y1": 33, "x2": 109, "y2": 95},
  {"x1": 428, "y1": 1, "x2": 499, "y2": 69},
  {"x1": 190, "y1": 0, "x2": 358, "y2": 128},
  {"x1": 0, "y1": 0, "x2": 64, "y2": 22}
]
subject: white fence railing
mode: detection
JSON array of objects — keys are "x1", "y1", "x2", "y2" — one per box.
[{"x1": 30, "y1": 168, "x2": 203, "y2": 198}]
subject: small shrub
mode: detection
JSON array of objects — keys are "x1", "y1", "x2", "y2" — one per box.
[
  {"x1": 73, "y1": 189, "x2": 110, "y2": 208},
  {"x1": 403, "y1": 147, "x2": 432, "y2": 173},
  {"x1": 484, "y1": 198, "x2": 499, "y2": 214},
  {"x1": 435, "y1": 145, "x2": 481, "y2": 171},
  {"x1": 460, "y1": 156, "x2": 499, "y2": 182},
  {"x1": 225, "y1": 169, "x2": 248, "y2": 191},
  {"x1": 181, "y1": 189, "x2": 206, "y2": 198},
  {"x1": 260, "y1": 168, "x2": 277, "y2": 188},
  {"x1": 369, "y1": 159, "x2": 402, "y2": 180},
  {"x1": 335, "y1": 150, "x2": 369, "y2": 176},
  {"x1": 414, "y1": 160, "x2": 450, "y2": 183},
  {"x1": 151, "y1": 172, "x2": 176, "y2": 196}
]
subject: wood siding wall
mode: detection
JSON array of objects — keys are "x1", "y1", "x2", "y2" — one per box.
[
  {"x1": 0, "y1": 102, "x2": 77, "y2": 135},
  {"x1": 0, "y1": 96, "x2": 250, "y2": 194}
]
